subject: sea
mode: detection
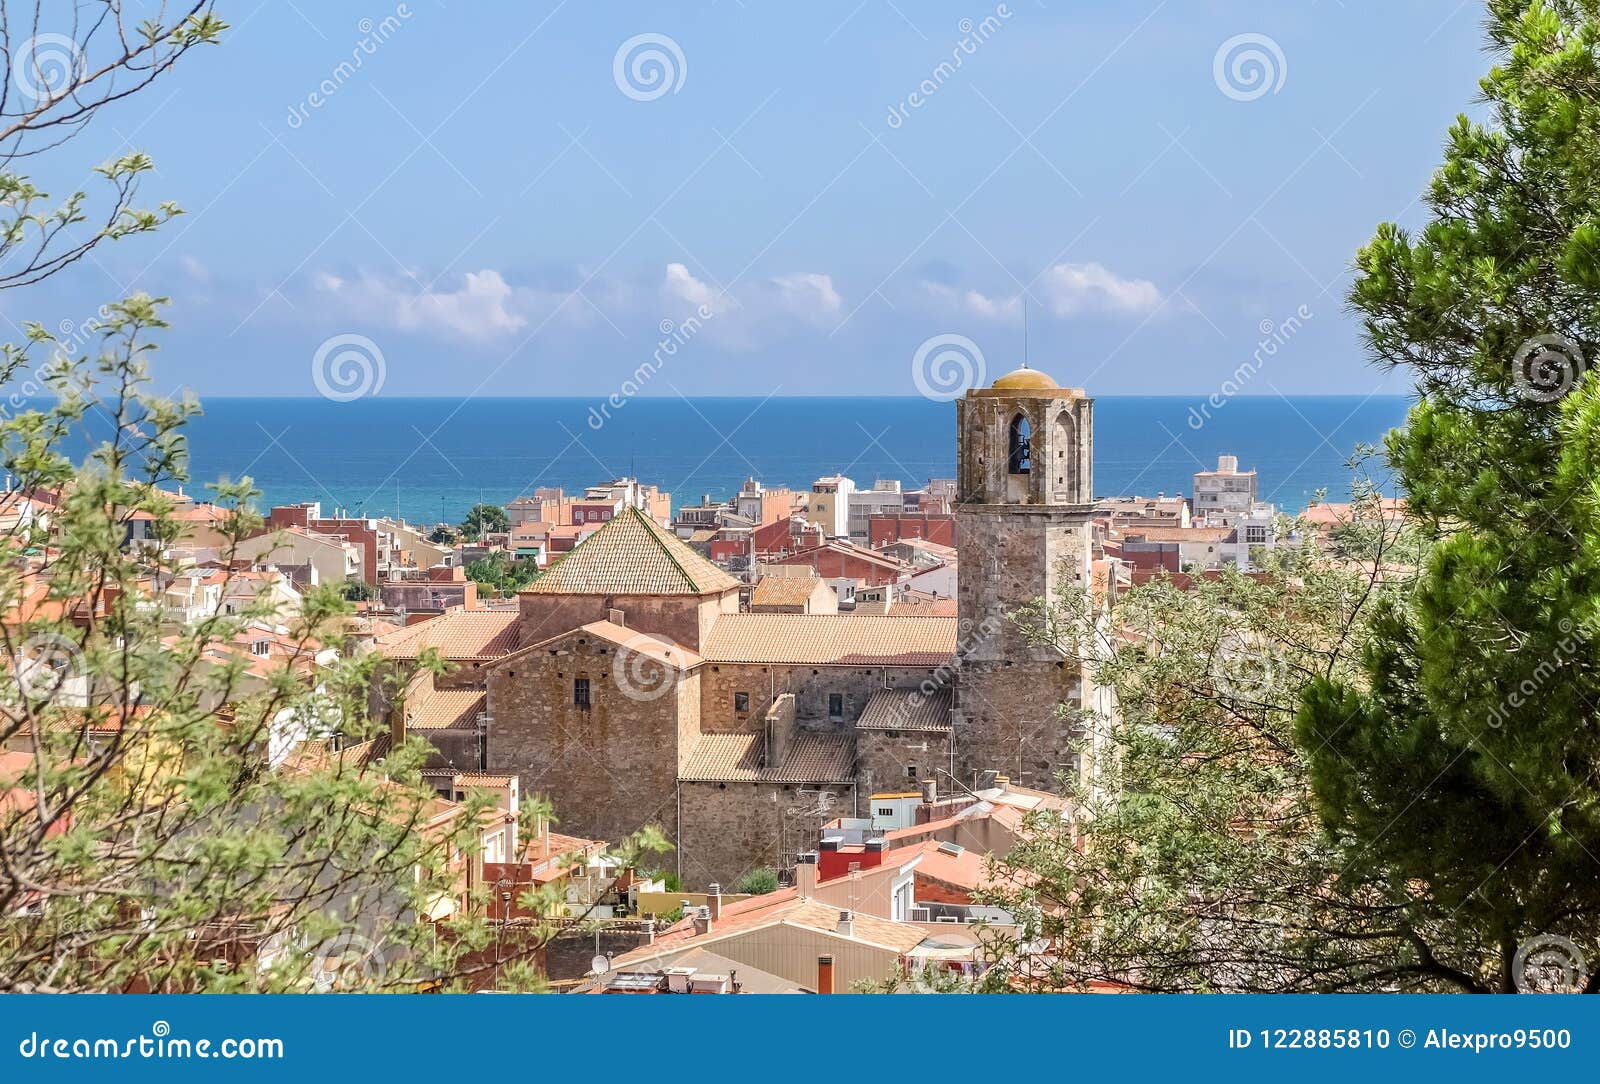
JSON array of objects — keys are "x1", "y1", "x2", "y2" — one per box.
[{"x1": 116, "y1": 395, "x2": 1412, "y2": 525}]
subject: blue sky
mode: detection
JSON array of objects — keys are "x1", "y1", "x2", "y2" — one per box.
[{"x1": 10, "y1": 1, "x2": 1487, "y2": 398}]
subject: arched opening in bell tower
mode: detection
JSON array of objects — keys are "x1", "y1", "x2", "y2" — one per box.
[
  {"x1": 1054, "y1": 409, "x2": 1077, "y2": 500},
  {"x1": 1007, "y1": 413, "x2": 1032, "y2": 475}
]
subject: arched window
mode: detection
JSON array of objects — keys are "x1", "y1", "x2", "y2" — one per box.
[
  {"x1": 1008, "y1": 413, "x2": 1032, "y2": 474},
  {"x1": 1054, "y1": 410, "x2": 1076, "y2": 495}
]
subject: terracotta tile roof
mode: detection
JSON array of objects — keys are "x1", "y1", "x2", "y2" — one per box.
[
  {"x1": 856, "y1": 687, "x2": 952, "y2": 732},
  {"x1": 892, "y1": 596, "x2": 958, "y2": 617},
  {"x1": 378, "y1": 610, "x2": 521, "y2": 661},
  {"x1": 498, "y1": 619, "x2": 702, "y2": 671},
  {"x1": 522, "y1": 506, "x2": 738, "y2": 596},
  {"x1": 680, "y1": 732, "x2": 762, "y2": 781},
  {"x1": 777, "y1": 540, "x2": 905, "y2": 573},
  {"x1": 680, "y1": 732, "x2": 856, "y2": 783},
  {"x1": 453, "y1": 772, "x2": 514, "y2": 787},
  {"x1": 770, "y1": 733, "x2": 856, "y2": 783},
  {"x1": 617, "y1": 890, "x2": 928, "y2": 963},
  {"x1": 1126, "y1": 526, "x2": 1235, "y2": 543},
  {"x1": 889, "y1": 839, "x2": 1036, "y2": 894},
  {"x1": 407, "y1": 688, "x2": 486, "y2": 731},
  {"x1": 700, "y1": 614, "x2": 956, "y2": 665},
  {"x1": 749, "y1": 575, "x2": 824, "y2": 608}
]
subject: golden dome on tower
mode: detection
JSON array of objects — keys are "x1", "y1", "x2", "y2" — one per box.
[{"x1": 991, "y1": 365, "x2": 1059, "y2": 391}]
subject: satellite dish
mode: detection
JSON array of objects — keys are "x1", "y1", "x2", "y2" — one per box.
[{"x1": 589, "y1": 954, "x2": 611, "y2": 976}]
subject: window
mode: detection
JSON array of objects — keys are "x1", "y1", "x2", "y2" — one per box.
[
  {"x1": 877, "y1": 807, "x2": 895, "y2": 817},
  {"x1": 573, "y1": 678, "x2": 590, "y2": 708},
  {"x1": 1007, "y1": 413, "x2": 1032, "y2": 474},
  {"x1": 906, "y1": 765, "x2": 918, "y2": 778},
  {"x1": 828, "y1": 693, "x2": 844, "y2": 721},
  {"x1": 734, "y1": 692, "x2": 750, "y2": 713}
]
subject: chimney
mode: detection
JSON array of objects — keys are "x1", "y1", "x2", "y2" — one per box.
[
  {"x1": 817, "y1": 954, "x2": 835, "y2": 995},
  {"x1": 795, "y1": 851, "x2": 818, "y2": 896},
  {"x1": 706, "y1": 883, "x2": 722, "y2": 921},
  {"x1": 919, "y1": 777, "x2": 937, "y2": 804},
  {"x1": 836, "y1": 909, "x2": 854, "y2": 937}
]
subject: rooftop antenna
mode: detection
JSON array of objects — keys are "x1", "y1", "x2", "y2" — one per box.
[{"x1": 1022, "y1": 297, "x2": 1030, "y2": 369}]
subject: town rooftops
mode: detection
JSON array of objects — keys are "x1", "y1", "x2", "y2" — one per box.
[
  {"x1": 680, "y1": 732, "x2": 856, "y2": 784},
  {"x1": 700, "y1": 613, "x2": 956, "y2": 666},
  {"x1": 856, "y1": 686, "x2": 953, "y2": 732},
  {"x1": 406, "y1": 687, "x2": 486, "y2": 731},
  {"x1": 1124, "y1": 525, "x2": 1236, "y2": 543},
  {"x1": 521, "y1": 506, "x2": 739, "y2": 596},
  {"x1": 495, "y1": 619, "x2": 704, "y2": 671},
  {"x1": 377, "y1": 609, "x2": 521, "y2": 661},
  {"x1": 614, "y1": 888, "x2": 929, "y2": 964},
  {"x1": 583, "y1": 947, "x2": 810, "y2": 994},
  {"x1": 749, "y1": 574, "x2": 825, "y2": 608}
]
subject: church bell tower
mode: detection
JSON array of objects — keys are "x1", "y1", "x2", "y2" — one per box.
[{"x1": 953, "y1": 364, "x2": 1096, "y2": 792}]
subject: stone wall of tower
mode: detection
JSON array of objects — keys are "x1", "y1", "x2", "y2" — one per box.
[
  {"x1": 952, "y1": 381, "x2": 1097, "y2": 793},
  {"x1": 956, "y1": 392, "x2": 1093, "y2": 506}
]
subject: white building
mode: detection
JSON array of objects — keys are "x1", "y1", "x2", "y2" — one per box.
[
  {"x1": 846, "y1": 479, "x2": 907, "y2": 539},
  {"x1": 1193, "y1": 455, "x2": 1258, "y2": 519}
]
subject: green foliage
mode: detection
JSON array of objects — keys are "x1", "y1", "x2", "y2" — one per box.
[
  {"x1": 1297, "y1": 0, "x2": 1600, "y2": 991},
  {"x1": 734, "y1": 868, "x2": 779, "y2": 895},
  {"x1": 989, "y1": 499, "x2": 1426, "y2": 992},
  {"x1": 464, "y1": 551, "x2": 538, "y2": 598},
  {"x1": 0, "y1": 304, "x2": 668, "y2": 992},
  {"x1": 459, "y1": 503, "x2": 508, "y2": 540},
  {"x1": 342, "y1": 581, "x2": 382, "y2": 602}
]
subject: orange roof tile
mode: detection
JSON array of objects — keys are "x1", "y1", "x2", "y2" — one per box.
[
  {"x1": 616, "y1": 890, "x2": 928, "y2": 964},
  {"x1": 700, "y1": 614, "x2": 955, "y2": 665},
  {"x1": 856, "y1": 687, "x2": 952, "y2": 732},
  {"x1": 522, "y1": 506, "x2": 738, "y2": 596},
  {"x1": 749, "y1": 575, "x2": 825, "y2": 608},
  {"x1": 378, "y1": 610, "x2": 521, "y2": 661},
  {"x1": 407, "y1": 688, "x2": 486, "y2": 731},
  {"x1": 680, "y1": 732, "x2": 856, "y2": 783}
]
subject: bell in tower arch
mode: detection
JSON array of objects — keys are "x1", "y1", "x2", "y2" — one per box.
[{"x1": 1007, "y1": 413, "x2": 1032, "y2": 475}]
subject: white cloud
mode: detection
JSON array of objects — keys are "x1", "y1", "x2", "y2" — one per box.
[
  {"x1": 663, "y1": 261, "x2": 721, "y2": 315},
  {"x1": 659, "y1": 263, "x2": 843, "y2": 345},
  {"x1": 921, "y1": 281, "x2": 1022, "y2": 321},
  {"x1": 313, "y1": 269, "x2": 574, "y2": 343},
  {"x1": 770, "y1": 271, "x2": 842, "y2": 320},
  {"x1": 920, "y1": 262, "x2": 1162, "y2": 322},
  {"x1": 1036, "y1": 262, "x2": 1161, "y2": 316}
]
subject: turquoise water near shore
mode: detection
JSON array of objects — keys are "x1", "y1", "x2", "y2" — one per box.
[{"x1": 128, "y1": 395, "x2": 1412, "y2": 524}]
